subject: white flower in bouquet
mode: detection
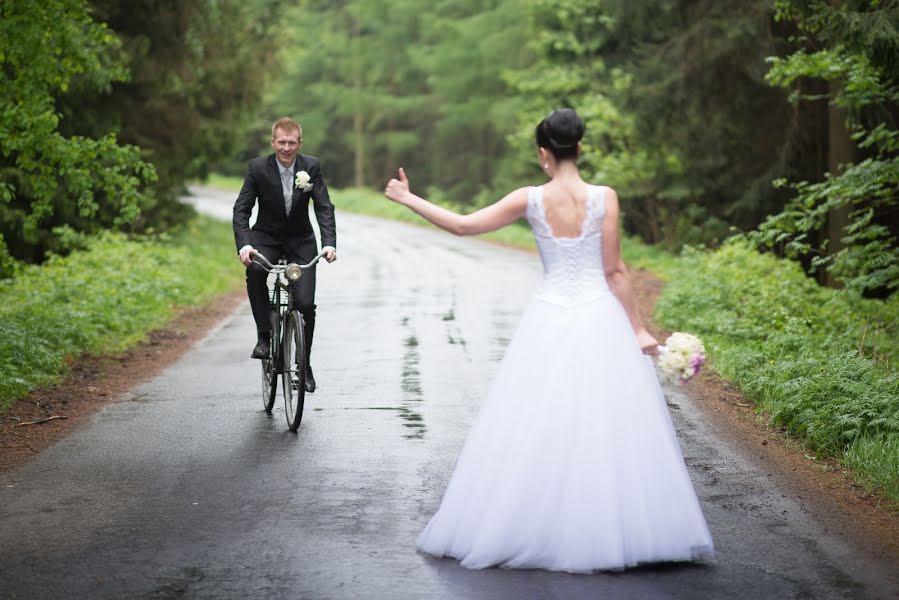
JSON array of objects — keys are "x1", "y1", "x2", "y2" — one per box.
[
  {"x1": 295, "y1": 170, "x2": 313, "y2": 191},
  {"x1": 657, "y1": 332, "x2": 705, "y2": 382}
]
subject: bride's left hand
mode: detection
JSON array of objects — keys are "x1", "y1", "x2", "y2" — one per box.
[{"x1": 384, "y1": 168, "x2": 411, "y2": 204}]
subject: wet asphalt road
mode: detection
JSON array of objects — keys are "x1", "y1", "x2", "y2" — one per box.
[{"x1": 0, "y1": 187, "x2": 896, "y2": 599}]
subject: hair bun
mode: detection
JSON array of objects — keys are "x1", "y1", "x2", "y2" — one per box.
[
  {"x1": 535, "y1": 107, "x2": 584, "y2": 160},
  {"x1": 544, "y1": 108, "x2": 585, "y2": 148}
]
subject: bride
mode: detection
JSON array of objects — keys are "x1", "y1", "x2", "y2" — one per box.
[{"x1": 383, "y1": 108, "x2": 714, "y2": 573}]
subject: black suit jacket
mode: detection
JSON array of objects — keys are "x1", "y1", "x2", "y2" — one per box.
[{"x1": 232, "y1": 153, "x2": 337, "y2": 256}]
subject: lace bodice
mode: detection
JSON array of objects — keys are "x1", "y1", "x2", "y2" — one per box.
[{"x1": 526, "y1": 185, "x2": 610, "y2": 306}]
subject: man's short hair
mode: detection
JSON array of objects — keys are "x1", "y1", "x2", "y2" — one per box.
[{"x1": 272, "y1": 117, "x2": 302, "y2": 140}]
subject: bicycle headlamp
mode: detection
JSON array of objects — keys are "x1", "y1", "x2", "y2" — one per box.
[{"x1": 285, "y1": 263, "x2": 303, "y2": 281}]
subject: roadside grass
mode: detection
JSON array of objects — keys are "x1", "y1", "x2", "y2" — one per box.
[
  {"x1": 205, "y1": 173, "x2": 244, "y2": 192},
  {"x1": 0, "y1": 215, "x2": 242, "y2": 411},
  {"x1": 205, "y1": 177, "x2": 899, "y2": 504},
  {"x1": 655, "y1": 241, "x2": 899, "y2": 505}
]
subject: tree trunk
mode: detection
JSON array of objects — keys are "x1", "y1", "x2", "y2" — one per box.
[
  {"x1": 351, "y1": 17, "x2": 365, "y2": 187},
  {"x1": 825, "y1": 79, "x2": 853, "y2": 287},
  {"x1": 353, "y1": 109, "x2": 364, "y2": 187}
]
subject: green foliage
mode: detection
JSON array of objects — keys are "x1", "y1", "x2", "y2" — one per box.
[
  {"x1": 605, "y1": 0, "x2": 793, "y2": 243},
  {"x1": 755, "y1": 2, "x2": 899, "y2": 295},
  {"x1": 753, "y1": 153, "x2": 899, "y2": 293},
  {"x1": 269, "y1": 0, "x2": 431, "y2": 188},
  {"x1": 0, "y1": 215, "x2": 242, "y2": 409},
  {"x1": 655, "y1": 239, "x2": 899, "y2": 501},
  {"x1": 0, "y1": 0, "x2": 279, "y2": 270},
  {"x1": 845, "y1": 433, "x2": 899, "y2": 503},
  {"x1": 499, "y1": 0, "x2": 686, "y2": 253},
  {"x1": 618, "y1": 235, "x2": 682, "y2": 279},
  {"x1": 0, "y1": 0, "x2": 157, "y2": 265},
  {"x1": 411, "y1": 0, "x2": 533, "y2": 200},
  {"x1": 58, "y1": 0, "x2": 279, "y2": 225},
  {"x1": 499, "y1": 0, "x2": 792, "y2": 250},
  {"x1": 202, "y1": 174, "x2": 245, "y2": 194},
  {"x1": 502, "y1": 0, "x2": 662, "y2": 196},
  {"x1": 773, "y1": 0, "x2": 899, "y2": 76},
  {"x1": 0, "y1": 233, "x2": 18, "y2": 279},
  {"x1": 268, "y1": 0, "x2": 531, "y2": 202}
]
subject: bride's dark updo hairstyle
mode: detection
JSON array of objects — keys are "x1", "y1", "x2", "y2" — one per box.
[{"x1": 535, "y1": 108, "x2": 585, "y2": 161}]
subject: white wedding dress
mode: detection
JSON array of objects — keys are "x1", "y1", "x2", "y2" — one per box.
[{"x1": 417, "y1": 185, "x2": 714, "y2": 573}]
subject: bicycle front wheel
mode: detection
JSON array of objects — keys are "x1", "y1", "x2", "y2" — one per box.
[
  {"x1": 281, "y1": 310, "x2": 307, "y2": 431},
  {"x1": 261, "y1": 358, "x2": 277, "y2": 413},
  {"x1": 261, "y1": 308, "x2": 280, "y2": 413}
]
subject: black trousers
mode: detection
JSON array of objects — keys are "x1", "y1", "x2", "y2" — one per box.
[{"x1": 246, "y1": 241, "x2": 317, "y2": 365}]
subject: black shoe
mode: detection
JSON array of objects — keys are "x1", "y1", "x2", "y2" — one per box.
[
  {"x1": 251, "y1": 333, "x2": 270, "y2": 360},
  {"x1": 304, "y1": 366, "x2": 316, "y2": 393}
]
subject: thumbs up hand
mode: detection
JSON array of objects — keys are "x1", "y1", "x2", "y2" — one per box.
[{"x1": 384, "y1": 168, "x2": 411, "y2": 205}]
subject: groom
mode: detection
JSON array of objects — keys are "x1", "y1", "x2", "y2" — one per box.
[{"x1": 232, "y1": 117, "x2": 337, "y2": 393}]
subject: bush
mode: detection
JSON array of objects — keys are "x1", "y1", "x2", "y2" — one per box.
[
  {"x1": 655, "y1": 240, "x2": 899, "y2": 502},
  {"x1": 0, "y1": 215, "x2": 242, "y2": 409}
]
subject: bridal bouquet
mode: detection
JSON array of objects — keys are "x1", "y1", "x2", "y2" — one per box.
[{"x1": 657, "y1": 332, "x2": 705, "y2": 382}]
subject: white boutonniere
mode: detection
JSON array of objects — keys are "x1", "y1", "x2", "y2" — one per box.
[{"x1": 295, "y1": 170, "x2": 313, "y2": 192}]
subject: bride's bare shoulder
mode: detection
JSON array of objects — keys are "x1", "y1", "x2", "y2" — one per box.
[{"x1": 496, "y1": 186, "x2": 532, "y2": 206}]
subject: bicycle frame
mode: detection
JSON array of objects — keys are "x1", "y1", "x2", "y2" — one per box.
[{"x1": 251, "y1": 249, "x2": 327, "y2": 431}]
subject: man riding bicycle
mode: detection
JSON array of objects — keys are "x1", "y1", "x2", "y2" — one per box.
[{"x1": 233, "y1": 117, "x2": 337, "y2": 393}]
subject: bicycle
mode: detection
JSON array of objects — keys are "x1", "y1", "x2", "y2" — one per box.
[{"x1": 251, "y1": 249, "x2": 327, "y2": 431}]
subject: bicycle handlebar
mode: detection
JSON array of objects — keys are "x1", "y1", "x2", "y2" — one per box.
[{"x1": 250, "y1": 249, "x2": 329, "y2": 273}]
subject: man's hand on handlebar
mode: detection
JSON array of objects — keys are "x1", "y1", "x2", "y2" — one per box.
[
  {"x1": 239, "y1": 245, "x2": 256, "y2": 267},
  {"x1": 240, "y1": 245, "x2": 334, "y2": 269}
]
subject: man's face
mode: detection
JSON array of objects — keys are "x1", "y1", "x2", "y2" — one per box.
[{"x1": 271, "y1": 128, "x2": 301, "y2": 166}]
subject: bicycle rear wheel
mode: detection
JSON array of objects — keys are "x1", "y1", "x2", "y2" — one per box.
[
  {"x1": 282, "y1": 310, "x2": 307, "y2": 431},
  {"x1": 261, "y1": 308, "x2": 280, "y2": 413}
]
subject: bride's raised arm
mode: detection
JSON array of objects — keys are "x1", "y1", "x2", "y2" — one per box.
[{"x1": 384, "y1": 168, "x2": 528, "y2": 236}]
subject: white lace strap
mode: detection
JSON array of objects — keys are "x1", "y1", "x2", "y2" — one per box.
[
  {"x1": 528, "y1": 185, "x2": 545, "y2": 213},
  {"x1": 595, "y1": 185, "x2": 607, "y2": 219},
  {"x1": 526, "y1": 186, "x2": 552, "y2": 237},
  {"x1": 585, "y1": 185, "x2": 606, "y2": 219}
]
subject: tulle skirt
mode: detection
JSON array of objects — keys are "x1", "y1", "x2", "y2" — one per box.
[{"x1": 417, "y1": 292, "x2": 714, "y2": 573}]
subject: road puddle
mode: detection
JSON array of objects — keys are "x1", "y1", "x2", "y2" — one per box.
[{"x1": 398, "y1": 321, "x2": 425, "y2": 439}]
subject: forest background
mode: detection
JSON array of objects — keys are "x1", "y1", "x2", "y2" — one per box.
[{"x1": 0, "y1": 0, "x2": 897, "y2": 502}]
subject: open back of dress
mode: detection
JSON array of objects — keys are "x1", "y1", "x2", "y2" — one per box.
[{"x1": 528, "y1": 185, "x2": 610, "y2": 307}]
